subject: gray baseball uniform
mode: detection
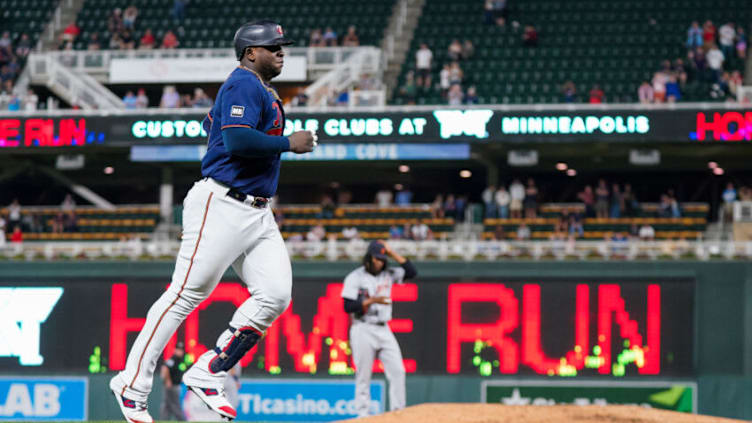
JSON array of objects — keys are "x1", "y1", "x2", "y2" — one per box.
[{"x1": 341, "y1": 264, "x2": 408, "y2": 417}]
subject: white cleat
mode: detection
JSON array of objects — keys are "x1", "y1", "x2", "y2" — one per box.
[
  {"x1": 187, "y1": 385, "x2": 237, "y2": 421},
  {"x1": 109, "y1": 377, "x2": 153, "y2": 423}
]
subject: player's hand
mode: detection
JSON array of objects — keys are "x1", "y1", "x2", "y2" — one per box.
[
  {"x1": 288, "y1": 130, "x2": 317, "y2": 154},
  {"x1": 380, "y1": 240, "x2": 395, "y2": 256},
  {"x1": 370, "y1": 296, "x2": 392, "y2": 305}
]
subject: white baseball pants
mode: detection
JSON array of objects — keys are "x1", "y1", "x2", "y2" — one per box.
[
  {"x1": 113, "y1": 178, "x2": 292, "y2": 401},
  {"x1": 350, "y1": 321, "x2": 406, "y2": 417}
]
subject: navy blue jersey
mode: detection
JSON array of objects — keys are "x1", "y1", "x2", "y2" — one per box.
[{"x1": 201, "y1": 67, "x2": 285, "y2": 197}]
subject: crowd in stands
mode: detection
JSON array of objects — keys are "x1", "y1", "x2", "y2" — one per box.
[
  {"x1": 308, "y1": 25, "x2": 360, "y2": 47},
  {"x1": 0, "y1": 195, "x2": 80, "y2": 246},
  {"x1": 121, "y1": 86, "x2": 213, "y2": 109},
  {"x1": 0, "y1": 30, "x2": 38, "y2": 111},
  {"x1": 639, "y1": 20, "x2": 747, "y2": 103}
]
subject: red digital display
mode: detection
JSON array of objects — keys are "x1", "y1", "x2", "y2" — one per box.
[
  {"x1": 0, "y1": 118, "x2": 87, "y2": 147},
  {"x1": 0, "y1": 278, "x2": 694, "y2": 377},
  {"x1": 695, "y1": 112, "x2": 752, "y2": 141}
]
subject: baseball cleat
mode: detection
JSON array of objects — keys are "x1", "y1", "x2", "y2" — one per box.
[
  {"x1": 187, "y1": 385, "x2": 237, "y2": 420},
  {"x1": 110, "y1": 389, "x2": 152, "y2": 423}
]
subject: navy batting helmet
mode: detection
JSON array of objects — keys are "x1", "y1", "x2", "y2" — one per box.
[{"x1": 234, "y1": 20, "x2": 294, "y2": 60}]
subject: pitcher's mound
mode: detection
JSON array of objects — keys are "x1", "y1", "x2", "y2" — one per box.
[{"x1": 338, "y1": 403, "x2": 743, "y2": 423}]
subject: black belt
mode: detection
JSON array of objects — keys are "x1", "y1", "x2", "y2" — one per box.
[
  {"x1": 206, "y1": 178, "x2": 269, "y2": 209},
  {"x1": 357, "y1": 320, "x2": 386, "y2": 326}
]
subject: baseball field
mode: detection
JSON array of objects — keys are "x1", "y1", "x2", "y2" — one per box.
[{"x1": 340, "y1": 404, "x2": 745, "y2": 423}]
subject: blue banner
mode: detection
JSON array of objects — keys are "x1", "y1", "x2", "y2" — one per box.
[
  {"x1": 0, "y1": 377, "x2": 87, "y2": 421},
  {"x1": 201, "y1": 379, "x2": 384, "y2": 422},
  {"x1": 130, "y1": 143, "x2": 469, "y2": 162}
]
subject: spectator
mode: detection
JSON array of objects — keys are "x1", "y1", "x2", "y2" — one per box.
[
  {"x1": 291, "y1": 92, "x2": 308, "y2": 107},
  {"x1": 706, "y1": 44, "x2": 724, "y2": 80},
  {"x1": 509, "y1": 179, "x2": 524, "y2": 219},
  {"x1": 24, "y1": 89, "x2": 38, "y2": 111},
  {"x1": 622, "y1": 184, "x2": 638, "y2": 217},
  {"x1": 415, "y1": 43, "x2": 433, "y2": 89},
  {"x1": 389, "y1": 224, "x2": 403, "y2": 239},
  {"x1": 14, "y1": 33, "x2": 31, "y2": 58},
  {"x1": 462, "y1": 39, "x2": 475, "y2": 59},
  {"x1": 522, "y1": 25, "x2": 538, "y2": 47},
  {"x1": 578, "y1": 185, "x2": 595, "y2": 217},
  {"x1": 399, "y1": 71, "x2": 418, "y2": 104},
  {"x1": 51, "y1": 212, "x2": 64, "y2": 233},
  {"x1": 120, "y1": 30, "x2": 136, "y2": 49},
  {"x1": 171, "y1": 0, "x2": 187, "y2": 21},
  {"x1": 0, "y1": 212, "x2": 5, "y2": 247},
  {"x1": 342, "y1": 226, "x2": 359, "y2": 240},
  {"x1": 448, "y1": 61, "x2": 463, "y2": 86},
  {"x1": 736, "y1": 27, "x2": 747, "y2": 59},
  {"x1": 306, "y1": 224, "x2": 326, "y2": 242},
  {"x1": 309, "y1": 28, "x2": 324, "y2": 47},
  {"x1": 718, "y1": 22, "x2": 735, "y2": 58},
  {"x1": 455, "y1": 195, "x2": 467, "y2": 222},
  {"x1": 140, "y1": 29, "x2": 155, "y2": 49},
  {"x1": 561, "y1": 81, "x2": 576, "y2": 103},
  {"x1": 62, "y1": 22, "x2": 80, "y2": 42},
  {"x1": 672, "y1": 58, "x2": 688, "y2": 84},
  {"x1": 87, "y1": 32, "x2": 102, "y2": 50},
  {"x1": 485, "y1": 0, "x2": 508, "y2": 26},
  {"x1": 109, "y1": 33, "x2": 122, "y2": 50},
  {"x1": 108, "y1": 8, "x2": 124, "y2": 34},
  {"x1": 482, "y1": 185, "x2": 497, "y2": 218},
  {"x1": 523, "y1": 178, "x2": 538, "y2": 219},
  {"x1": 395, "y1": 186, "x2": 413, "y2": 206},
  {"x1": 652, "y1": 71, "x2": 668, "y2": 103},
  {"x1": 686, "y1": 21, "x2": 703, "y2": 50},
  {"x1": 161, "y1": 30, "x2": 179, "y2": 49},
  {"x1": 431, "y1": 194, "x2": 444, "y2": 218},
  {"x1": 588, "y1": 84, "x2": 605, "y2": 103},
  {"x1": 729, "y1": 70, "x2": 743, "y2": 97},
  {"x1": 443, "y1": 194, "x2": 456, "y2": 218},
  {"x1": 10, "y1": 226, "x2": 22, "y2": 244},
  {"x1": 123, "y1": 90, "x2": 138, "y2": 109},
  {"x1": 595, "y1": 179, "x2": 609, "y2": 219},
  {"x1": 569, "y1": 215, "x2": 584, "y2": 238},
  {"x1": 63, "y1": 212, "x2": 78, "y2": 233},
  {"x1": 665, "y1": 75, "x2": 681, "y2": 102},
  {"x1": 638, "y1": 223, "x2": 655, "y2": 241},
  {"x1": 447, "y1": 84, "x2": 464, "y2": 105},
  {"x1": 702, "y1": 20, "x2": 716, "y2": 49},
  {"x1": 160, "y1": 85, "x2": 180, "y2": 108},
  {"x1": 342, "y1": 26, "x2": 359, "y2": 47},
  {"x1": 375, "y1": 188, "x2": 393, "y2": 207},
  {"x1": 493, "y1": 225, "x2": 506, "y2": 240},
  {"x1": 723, "y1": 182, "x2": 737, "y2": 219},
  {"x1": 192, "y1": 88, "x2": 212, "y2": 107},
  {"x1": 448, "y1": 39, "x2": 463, "y2": 61},
  {"x1": 323, "y1": 27, "x2": 337, "y2": 46},
  {"x1": 0, "y1": 32, "x2": 11, "y2": 56},
  {"x1": 692, "y1": 47, "x2": 707, "y2": 71},
  {"x1": 516, "y1": 222, "x2": 531, "y2": 240},
  {"x1": 7, "y1": 199, "x2": 21, "y2": 230},
  {"x1": 464, "y1": 85, "x2": 479, "y2": 104},
  {"x1": 439, "y1": 64, "x2": 451, "y2": 98},
  {"x1": 136, "y1": 88, "x2": 149, "y2": 108},
  {"x1": 495, "y1": 186, "x2": 510, "y2": 219},
  {"x1": 711, "y1": 71, "x2": 732, "y2": 99},
  {"x1": 123, "y1": 5, "x2": 139, "y2": 30},
  {"x1": 638, "y1": 80, "x2": 654, "y2": 103},
  {"x1": 669, "y1": 193, "x2": 681, "y2": 218},
  {"x1": 6, "y1": 92, "x2": 20, "y2": 111},
  {"x1": 610, "y1": 184, "x2": 623, "y2": 218},
  {"x1": 319, "y1": 195, "x2": 335, "y2": 219},
  {"x1": 411, "y1": 222, "x2": 432, "y2": 240}
]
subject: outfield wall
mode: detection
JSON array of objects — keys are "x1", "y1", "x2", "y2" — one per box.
[{"x1": 1, "y1": 261, "x2": 751, "y2": 420}]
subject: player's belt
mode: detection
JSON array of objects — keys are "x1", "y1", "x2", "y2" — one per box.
[
  {"x1": 356, "y1": 319, "x2": 386, "y2": 326},
  {"x1": 205, "y1": 177, "x2": 269, "y2": 209}
]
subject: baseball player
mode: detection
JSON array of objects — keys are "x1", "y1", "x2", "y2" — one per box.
[
  {"x1": 341, "y1": 240, "x2": 417, "y2": 417},
  {"x1": 110, "y1": 20, "x2": 317, "y2": 423}
]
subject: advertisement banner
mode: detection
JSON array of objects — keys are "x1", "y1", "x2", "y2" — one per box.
[
  {"x1": 129, "y1": 143, "x2": 471, "y2": 162},
  {"x1": 0, "y1": 377, "x2": 87, "y2": 421},
  {"x1": 109, "y1": 56, "x2": 307, "y2": 83},
  {"x1": 1, "y1": 108, "x2": 751, "y2": 148},
  {"x1": 0, "y1": 279, "x2": 694, "y2": 378},
  {"x1": 481, "y1": 381, "x2": 697, "y2": 413},
  {"x1": 224, "y1": 380, "x2": 383, "y2": 422}
]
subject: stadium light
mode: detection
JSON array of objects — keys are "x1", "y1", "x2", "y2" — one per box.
[
  {"x1": 104, "y1": 166, "x2": 114, "y2": 175},
  {"x1": 459, "y1": 170, "x2": 472, "y2": 178},
  {"x1": 566, "y1": 169, "x2": 577, "y2": 177},
  {"x1": 556, "y1": 162, "x2": 568, "y2": 171},
  {"x1": 398, "y1": 165, "x2": 410, "y2": 173},
  {"x1": 708, "y1": 161, "x2": 718, "y2": 169},
  {"x1": 713, "y1": 167, "x2": 724, "y2": 176}
]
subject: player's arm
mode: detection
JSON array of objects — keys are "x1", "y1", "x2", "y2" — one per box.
[
  {"x1": 219, "y1": 83, "x2": 315, "y2": 157},
  {"x1": 382, "y1": 241, "x2": 417, "y2": 279}
]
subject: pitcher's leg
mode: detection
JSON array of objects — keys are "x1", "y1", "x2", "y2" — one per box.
[
  {"x1": 351, "y1": 324, "x2": 376, "y2": 417},
  {"x1": 378, "y1": 329, "x2": 406, "y2": 411}
]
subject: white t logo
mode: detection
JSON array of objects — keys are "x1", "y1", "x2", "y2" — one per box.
[
  {"x1": 0, "y1": 288, "x2": 64, "y2": 365},
  {"x1": 433, "y1": 110, "x2": 494, "y2": 139}
]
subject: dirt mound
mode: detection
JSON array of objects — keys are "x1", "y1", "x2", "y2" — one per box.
[{"x1": 338, "y1": 403, "x2": 742, "y2": 423}]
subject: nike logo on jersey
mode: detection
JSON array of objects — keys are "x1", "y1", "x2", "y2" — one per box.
[{"x1": 231, "y1": 105, "x2": 245, "y2": 117}]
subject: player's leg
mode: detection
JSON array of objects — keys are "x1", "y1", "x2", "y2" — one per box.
[
  {"x1": 351, "y1": 323, "x2": 376, "y2": 417},
  {"x1": 377, "y1": 327, "x2": 406, "y2": 411},
  {"x1": 184, "y1": 211, "x2": 291, "y2": 419},
  {"x1": 111, "y1": 184, "x2": 245, "y2": 422}
]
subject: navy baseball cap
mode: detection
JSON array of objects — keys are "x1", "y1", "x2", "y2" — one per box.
[{"x1": 367, "y1": 241, "x2": 388, "y2": 260}]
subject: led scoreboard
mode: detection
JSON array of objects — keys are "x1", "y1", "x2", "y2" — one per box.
[{"x1": 0, "y1": 278, "x2": 693, "y2": 378}]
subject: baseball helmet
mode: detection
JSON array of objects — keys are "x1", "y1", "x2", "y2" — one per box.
[{"x1": 234, "y1": 20, "x2": 294, "y2": 60}]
